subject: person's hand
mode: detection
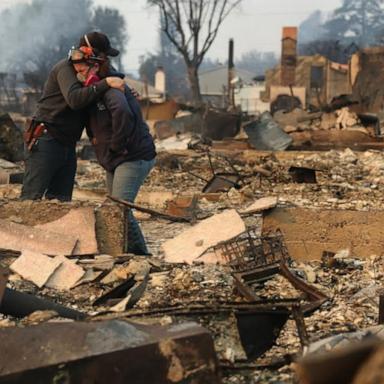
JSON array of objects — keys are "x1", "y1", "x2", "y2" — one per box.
[
  {"x1": 106, "y1": 77, "x2": 125, "y2": 92},
  {"x1": 130, "y1": 87, "x2": 141, "y2": 99}
]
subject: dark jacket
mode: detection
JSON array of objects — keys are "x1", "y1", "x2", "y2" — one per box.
[
  {"x1": 87, "y1": 86, "x2": 156, "y2": 172},
  {"x1": 35, "y1": 59, "x2": 109, "y2": 146}
]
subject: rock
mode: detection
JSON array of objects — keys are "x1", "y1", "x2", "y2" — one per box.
[
  {"x1": 21, "y1": 310, "x2": 58, "y2": 325},
  {"x1": 150, "y1": 272, "x2": 169, "y2": 288}
]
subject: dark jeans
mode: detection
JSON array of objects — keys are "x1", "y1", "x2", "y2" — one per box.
[
  {"x1": 20, "y1": 133, "x2": 77, "y2": 201},
  {"x1": 107, "y1": 158, "x2": 155, "y2": 255}
]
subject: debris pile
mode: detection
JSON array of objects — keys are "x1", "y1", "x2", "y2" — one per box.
[{"x1": 1, "y1": 111, "x2": 384, "y2": 382}]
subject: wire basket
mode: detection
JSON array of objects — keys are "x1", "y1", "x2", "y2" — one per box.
[{"x1": 213, "y1": 228, "x2": 289, "y2": 272}]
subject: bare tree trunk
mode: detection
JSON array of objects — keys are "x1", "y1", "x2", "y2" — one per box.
[{"x1": 187, "y1": 64, "x2": 202, "y2": 106}]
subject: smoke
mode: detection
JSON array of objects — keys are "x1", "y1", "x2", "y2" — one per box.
[
  {"x1": 0, "y1": 0, "x2": 93, "y2": 73},
  {"x1": 298, "y1": 10, "x2": 327, "y2": 44}
]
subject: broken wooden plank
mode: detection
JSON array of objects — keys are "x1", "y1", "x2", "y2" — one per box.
[
  {"x1": 35, "y1": 208, "x2": 98, "y2": 255},
  {"x1": 162, "y1": 209, "x2": 246, "y2": 264},
  {"x1": 0, "y1": 219, "x2": 77, "y2": 256},
  {"x1": 45, "y1": 256, "x2": 85, "y2": 290},
  {"x1": 10, "y1": 251, "x2": 62, "y2": 288}
]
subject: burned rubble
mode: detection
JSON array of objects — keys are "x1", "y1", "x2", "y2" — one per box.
[
  {"x1": 2, "y1": 26, "x2": 384, "y2": 384},
  {"x1": 0, "y1": 128, "x2": 384, "y2": 383}
]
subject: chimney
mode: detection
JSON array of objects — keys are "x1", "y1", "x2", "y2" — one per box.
[
  {"x1": 155, "y1": 66, "x2": 166, "y2": 96},
  {"x1": 227, "y1": 38, "x2": 235, "y2": 108},
  {"x1": 281, "y1": 27, "x2": 297, "y2": 86}
]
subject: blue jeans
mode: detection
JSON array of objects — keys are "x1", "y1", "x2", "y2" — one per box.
[
  {"x1": 20, "y1": 133, "x2": 76, "y2": 201},
  {"x1": 107, "y1": 158, "x2": 155, "y2": 255}
]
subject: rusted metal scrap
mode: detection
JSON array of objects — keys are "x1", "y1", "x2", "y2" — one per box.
[
  {"x1": 244, "y1": 112, "x2": 293, "y2": 151},
  {"x1": 93, "y1": 271, "x2": 149, "y2": 309},
  {"x1": 212, "y1": 229, "x2": 328, "y2": 356},
  {"x1": 95, "y1": 301, "x2": 299, "y2": 360},
  {"x1": 0, "y1": 320, "x2": 221, "y2": 384},
  {"x1": 214, "y1": 229, "x2": 328, "y2": 308},
  {"x1": 186, "y1": 152, "x2": 245, "y2": 193}
]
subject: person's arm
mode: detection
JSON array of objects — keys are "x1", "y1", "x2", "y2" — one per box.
[
  {"x1": 103, "y1": 89, "x2": 134, "y2": 153},
  {"x1": 56, "y1": 64, "x2": 125, "y2": 110}
]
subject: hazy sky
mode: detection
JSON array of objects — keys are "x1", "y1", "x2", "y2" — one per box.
[{"x1": 1, "y1": 0, "x2": 343, "y2": 74}]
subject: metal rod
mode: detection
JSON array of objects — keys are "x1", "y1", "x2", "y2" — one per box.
[
  {"x1": 108, "y1": 195, "x2": 192, "y2": 223},
  {"x1": 292, "y1": 304, "x2": 310, "y2": 348},
  {"x1": 379, "y1": 289, "x2": 384, "y2": 324}
]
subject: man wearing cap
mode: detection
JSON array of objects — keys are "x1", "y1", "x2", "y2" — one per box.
[{"x1": 21, "y1": 32, "x2": 124, "y2": 201}]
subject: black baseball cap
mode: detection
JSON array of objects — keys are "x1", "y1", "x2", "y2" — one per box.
[{"x1": 79, "y1": 32, "x2": 120, "y2": 57}]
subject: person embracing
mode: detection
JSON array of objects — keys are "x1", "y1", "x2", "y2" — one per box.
[
  {"x1": 21, "y1": 32, "x2": 125, "y2": 201},
  {"x1": 77, "y1": 32, "x2": 157, "y2": 256}
]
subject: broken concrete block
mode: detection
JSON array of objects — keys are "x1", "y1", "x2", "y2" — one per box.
[
  {"x1": 45, "y1": 256, "x2": 85, "y2": 290},
  {"x1": 239, "y1": 196, "x2": 278, "y2": 215},
  {"x1": 10, "y1": 250, "x2": 62, "y2": 288},
  {"x1": 162, "y1": 209, "x2": 246, "y2": 264},
  {"x1": 35, "y1": 208, "x2": 98, "y2": 255},
  {"x1": 0, "y1": 219, "x2": 77, "y2": 255}
]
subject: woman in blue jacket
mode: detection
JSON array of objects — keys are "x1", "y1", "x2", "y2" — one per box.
[{"x1": 72, "y1": 35, "x2": 156, "y2": 255}]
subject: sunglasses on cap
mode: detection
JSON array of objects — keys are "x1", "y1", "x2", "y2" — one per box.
[{"x1": 68, "y1": 46, "x2": 105, "y2": 64}]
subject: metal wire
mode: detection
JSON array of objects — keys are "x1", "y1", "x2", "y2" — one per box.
[{"x1": 213, "y1": 229, "x2": 289, "y2": 272}]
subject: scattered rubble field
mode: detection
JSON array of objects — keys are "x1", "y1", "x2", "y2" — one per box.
[{"x1": 1, "y1": 147, "x2": 384, "y2": 383}]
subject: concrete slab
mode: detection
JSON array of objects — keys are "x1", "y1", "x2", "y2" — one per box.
[
  {"x1": 10, "y1": 251, "x2": 62, "y2": 288},
  {"x1": 0, "y1": 219, "x2": 77, "y2": 255},
  {"x1": 162, "y1": 209, "x2": 245, "y2": 264},
  {"x1": 263, "y1": 207, "x2": 384, "y2": 260},
  {"x1": 36, "y1": 208, "x2": 98, "y2": 255},
  {"x1": 239, "y1": 196, "x2": 278, "y2": 215},
  {"x1": 45, "y1": 256, "x2": 85, "y2": 290}
]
